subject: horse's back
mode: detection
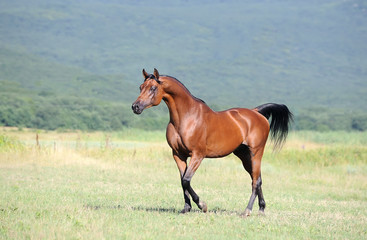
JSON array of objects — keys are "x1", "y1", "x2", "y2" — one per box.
[
  {"x1": 232, "y1": 108, "x2": 270, "y2": 149},
  {"x1": 204, "y1": 107, "x2": 269, "y2": 157},
  {"x1": 216, "y1": 107, "x2": 269, "y2": 129}
]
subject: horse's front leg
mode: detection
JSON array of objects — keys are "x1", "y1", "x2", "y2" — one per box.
[
  {"x1": 181, "y1": 154, "x2": 207, "y2": 213},
  {"x1": 172, "y1": 153, "x2": 192, "y2": 213}
]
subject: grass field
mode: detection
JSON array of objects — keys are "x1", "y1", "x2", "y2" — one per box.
[{"x1": 0, "y1": 128, "x2": 366, "y2": 239}]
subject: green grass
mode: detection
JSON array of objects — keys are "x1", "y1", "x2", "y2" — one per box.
[
  {"x1": 288, "y1": 130, "x2": 367, "y2": 145},
  {"x1": 0, "y1": 129, "x2": 366, "y2": 239}
]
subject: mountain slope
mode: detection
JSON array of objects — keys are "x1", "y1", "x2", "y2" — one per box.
[{"x1": 0, "y1": 0, "x2": 366, "y2": 130}]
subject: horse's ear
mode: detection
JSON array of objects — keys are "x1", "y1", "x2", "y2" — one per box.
[
  {"x1": 153, "y1": 68, "x2": 159, "y2": 80},
  {"x1": 142, "y1": 69, "x2": 149, "y2": 79}
]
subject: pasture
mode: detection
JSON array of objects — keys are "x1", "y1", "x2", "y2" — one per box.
[{"x1": 0, "y1": 128, "x2": 366, "y2": 239}]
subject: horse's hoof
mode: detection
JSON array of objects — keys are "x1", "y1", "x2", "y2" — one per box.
[
  {"x1": 180, "y1": 205, "x2": 191, "y2": 214},
  {"x1": 199, "y1": 201, "x2": 207, "y2": 213},
  {"x1": 258, "y1": 210, "x2": 265, "y2": 216},
  {"x1": 240, "y1": 208, "x2": 252, "y2": 218}
]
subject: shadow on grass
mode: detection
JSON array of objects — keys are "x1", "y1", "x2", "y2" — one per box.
[{"x1": 84, "y1": 204, "x2": 240, "y2": 215}]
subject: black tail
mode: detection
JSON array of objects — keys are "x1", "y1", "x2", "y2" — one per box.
[{"x1": 256, "y1": 103, "x2": 293, "y2": 150}]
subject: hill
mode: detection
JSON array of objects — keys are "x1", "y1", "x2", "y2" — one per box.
[{"x1": 0, "y1": 0, "x2": 366, "y2": 131}]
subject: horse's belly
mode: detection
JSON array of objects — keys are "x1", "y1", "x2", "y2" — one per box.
[{"x1": 205, "y1": 131, "x2": 243, "y2": 158}]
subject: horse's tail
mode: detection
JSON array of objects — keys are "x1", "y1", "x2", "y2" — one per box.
[{"x1": 255, "y1": 103, "x2": 293, "y2": 150}]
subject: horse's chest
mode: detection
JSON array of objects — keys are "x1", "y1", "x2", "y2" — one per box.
[{"x1": 166, "y1": 124, "x2": 192, "y2": 155}]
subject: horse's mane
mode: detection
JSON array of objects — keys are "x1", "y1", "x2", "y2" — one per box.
[{"x1": 161, "y1": 75, "x2": 206, "y2": 104}]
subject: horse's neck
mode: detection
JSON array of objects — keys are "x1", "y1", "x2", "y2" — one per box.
[{"x1": 162, "y1": 78, "x2": 200, "y2": 127}]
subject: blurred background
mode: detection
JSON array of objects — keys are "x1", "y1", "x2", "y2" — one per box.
[{"x1": 1, "y1": 0, "x2": 366, "y2": 131}]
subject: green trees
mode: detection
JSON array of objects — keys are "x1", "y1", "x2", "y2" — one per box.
[
  {"x1": 0, "y1": 91, "x2": 169, "y2": 131},
  {"x1": 294, "y1": 108, "x2": 367, "y2": 131},
  {"x1": 1, "y1": 91, "x2": 366, "y2": 131}
]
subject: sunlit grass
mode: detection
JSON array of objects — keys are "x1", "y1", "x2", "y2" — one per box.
[{"x1": 0, "y1": 128, "x2": 366, "y2": 239}]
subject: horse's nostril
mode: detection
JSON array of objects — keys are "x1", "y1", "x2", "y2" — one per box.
[{"x1": 132, "y1": 103, "x2": 141, "y2": 114}]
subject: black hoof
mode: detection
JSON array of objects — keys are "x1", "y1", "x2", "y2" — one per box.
[
  {"x1": 198, "y1": 201, "x2": 207, "y2": 213},
  {"x1": 180, "y1": 204, "x2": 191, "y2": 214}
]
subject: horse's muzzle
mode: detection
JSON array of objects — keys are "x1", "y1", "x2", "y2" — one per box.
[{"x1": 132, "y1": 102, "x2": 143, "y2": 114}]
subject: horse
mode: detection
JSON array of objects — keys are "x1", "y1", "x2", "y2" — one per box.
[{"x1": 132, "y1": 68, "x2": 293, "y2": 217}]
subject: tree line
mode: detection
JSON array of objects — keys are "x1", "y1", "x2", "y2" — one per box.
[{"x1": 1, "y1": 93, "x2": 366, "y2": 132}]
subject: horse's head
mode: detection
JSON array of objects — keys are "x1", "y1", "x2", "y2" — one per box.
[{"x1": 132, "y1": 68, "x2": 164, "y2": 114}]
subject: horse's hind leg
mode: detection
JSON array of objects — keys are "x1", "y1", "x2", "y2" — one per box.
[
  {"x1": 234, "y1": 144, "x2": 266, "y2": 217},
  {"x1": 257, "y1": 175, "x2": 266, "y2": 214},
  {"x1": 247, "y1": 146, "x2": 266, "y2": 216}
]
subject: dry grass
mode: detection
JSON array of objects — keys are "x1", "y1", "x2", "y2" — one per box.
[{"x1": 0, "y1": 128, "x2": 366, "y2": 239}]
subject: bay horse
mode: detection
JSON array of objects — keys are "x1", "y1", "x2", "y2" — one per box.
[{"x1": 132, "y1": 69, "x2": 292, "y2": 217}]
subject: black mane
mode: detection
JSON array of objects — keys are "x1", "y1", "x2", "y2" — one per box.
[
  {"x1": 146, "y1": 74, "x2": 155, "y2": 80},
  {"x1": 145, "y1": 73, "x2": 163, "y2": 84}
]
